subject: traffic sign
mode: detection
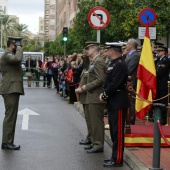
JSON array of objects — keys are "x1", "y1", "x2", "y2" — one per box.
[
  {"x1": 138, "y1": 27, "x2": 156, "y2": 39},
  {"x1": 138, "y1": 8, "x2": 157, "y2": 27},
  {"x1": 88, "y1": 6, "x2": 110, "y2": 30}
]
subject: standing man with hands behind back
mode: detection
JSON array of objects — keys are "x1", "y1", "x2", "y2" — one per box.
[
  {"x1": 0, "y1": 37, "x2": 24, "y2": 150},
  {"x1": 80, "y1": 42, "x2": 106, "y2": 153}
]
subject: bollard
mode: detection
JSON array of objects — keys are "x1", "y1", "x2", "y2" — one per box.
[{"x1": 149, "y1": 103, "x2": 165, "y2": 170}]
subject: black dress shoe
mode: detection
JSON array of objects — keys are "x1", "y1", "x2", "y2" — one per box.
[
  {"x1": 79, "y1": 139, "x2": 91, "y2": 145},
  {"x1": 148, "y1": 118, "x2": 154, "y2": 122},
  {"x1": 104, "y1": 159, "x2": 111, "y2": 163},
  {"x1": 1, "y1": 143, "x2": 20, "y2": 150},
  {"x1": 87, "y1": 147, "x2": 103, "y2": 153},
  {"x1": 84, "y1": 145, "x2": 93, "y2": 150},
  {"x1": 103, "y1": 160, "x2": 123, "y2": 167}
]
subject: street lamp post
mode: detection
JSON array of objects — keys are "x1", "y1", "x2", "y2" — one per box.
[{"x1": 0, "y1": 17, "x2": 3, "y2": 49}]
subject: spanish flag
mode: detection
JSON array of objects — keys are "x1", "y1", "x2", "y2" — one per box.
[{"x1": 135, "y1": 26, "x2": 157, "y2": 120}]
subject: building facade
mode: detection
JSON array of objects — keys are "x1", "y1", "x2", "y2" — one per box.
[
  {"x1": 44, "y1": 0, "x2": 57, "y2": 42},
  {"x1": 56, "y1": 0, "x2": 78, "y2": 36},
  {"x1": 0, "y1": 0, "x2": 8, "y2": 14}
]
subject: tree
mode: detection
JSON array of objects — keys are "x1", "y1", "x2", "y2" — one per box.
[
  {"x1": 0, "y1": 15, "x2": 17, "y2": 48},
  {"x1": 101, "y1": 0, "x2": 170, "y2": 42},
  {"x1": 67, "y1": 0, "x2": 170, "y2": 51},
  {"x1": 13, "y1": 23, "x2": 29, "y2": 37}
]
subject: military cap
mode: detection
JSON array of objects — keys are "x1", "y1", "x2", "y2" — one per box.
[
  {"x1": 156, "y1": 46, "x2": 168, "y2": 52},
  {"x1": 7, "y1": 36, "x2": 22, "y2": 46},
  {"x1": 104, "y1": 45, "x2": 111, "y2": 50},
  {"x1": 121, "y1": 45, "x2": 127, "y2": 50},
  {"x1": 154, "y1": 41, "x2": 164, "y2": 46},
  {"x1": 105, "y1": 42, "x2": 124, "y2": 49},
  {"x1": 100, "y1": 45, "x2": 105, "y2": 50},
  {"x1": 85, "y1": 41, "x2": 100, "y2": 49},
  {"x1": 153, "y1": 41, "x2": 164, "y2": 48}
]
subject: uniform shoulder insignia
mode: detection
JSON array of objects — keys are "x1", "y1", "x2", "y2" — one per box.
[
  {"x1": 159, "y1": 64, "x2": 165, "y2": 67},
  {"x1": 107, "y1": 67, "x2": 113, "y2": 70},
  {"x1": 7, "y1": 52, "x2": 13, "y2": 56}
]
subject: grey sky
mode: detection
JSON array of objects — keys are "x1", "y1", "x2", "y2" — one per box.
[{"x1": 8, "y1": 0, "x2": 44, "y2": 33}]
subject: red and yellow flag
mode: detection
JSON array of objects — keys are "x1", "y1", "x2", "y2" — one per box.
[{"x1": 135, "y1": 26, "x2": 157, "y2": 120}]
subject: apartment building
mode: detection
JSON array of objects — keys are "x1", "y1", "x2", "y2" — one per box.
[
  {"x1": 55, "y1": 0, "x2": 103, "y2": 38},
  {"x1": 0, "y1": 0, "x2": 8, "y2": 14},
  {"x1": 56, "y1": 0, "x2": 78, "y2": 35},
  {"x1": 39, "y1": 17, "x2": 44, "y2": 34},
  {"x1": 44, "y1": 0, "x2": 57, "y2": 41}
]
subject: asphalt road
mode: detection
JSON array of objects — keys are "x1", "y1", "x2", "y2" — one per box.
[{"x1": 0, "y1": 84, "x2": 131, "y2": 170}]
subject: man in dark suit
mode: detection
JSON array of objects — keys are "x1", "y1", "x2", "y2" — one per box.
[
  {"x1": 100, "y1": 43, "x2": 129, "y2": 167},
  {"x1": 80, "y1": 41, "x2": 106, "y2": 153},
  {"x1": 0, "y1": 37, "x2": 24, "y2": 150},
  {"x1": 155, "y1": 46, "x2": 170, "y2": 125},
  {"x1": 125, "y1": 38, "x2": 140, "y2": 124}
]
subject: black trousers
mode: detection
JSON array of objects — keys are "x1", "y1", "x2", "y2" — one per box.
[
  {"x1": 47, "y1": 74, "x2": 52, "y2": 87},
  {"x1": 108, "y1": 108, "x2": 126, "y2": 164},
  {"x1": 69, "y1": 85, "x2": 77, "y2": 103}
]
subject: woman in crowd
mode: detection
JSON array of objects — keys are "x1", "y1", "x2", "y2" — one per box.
[
  {"x1": 47, "y1": 56, "x2": 55, "y2": 88},
  {"x1": 34, "y1": 56, "x2": 42, "y2": 87},
  {"x1": 66, "y1": 60, "x2": 82, "y2": 104},
  {"x1": 52, "y1": 58, "x2": 59, "y2": 92},
  {"x1": 41, "y1": 57, "x2": 48, "y2": 87},
  {"x1": 25, "y1": 55, "x2": 34, "y2": 87},
  {"x1": 58, "y1": 59, "x2": 67, "y2": 97}
]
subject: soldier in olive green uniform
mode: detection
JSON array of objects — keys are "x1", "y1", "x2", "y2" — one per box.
[
  {"x1": 76, "y1": 50, "x2": 91, "y2": 145},
  {"x1": 81, "y1": 42, "x2": 106, "y2": 153},
  {"x1": 0, "y1": 37, "x2": 24, "y2": 150}
]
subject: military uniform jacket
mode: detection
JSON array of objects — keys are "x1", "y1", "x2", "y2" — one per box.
[
  {"x1": 104, "y1": 57, "x2": 129, "y2": 110},
  {"x1": 86, "y1": 54, "x2": 106, "y2": 104},
  {"x1": 79, "y1": 69, "x2": 88, "y2": 104},
  {"x1": 156, "y1": 56, "x2": 170, "y2": 91},
  {"x1": 0, "y1": 47, "x2": 24, "y2": 95}
]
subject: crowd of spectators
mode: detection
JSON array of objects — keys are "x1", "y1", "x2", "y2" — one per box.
[{"x1": 25, "y1": 53, "x2": 84, "y2": 104}]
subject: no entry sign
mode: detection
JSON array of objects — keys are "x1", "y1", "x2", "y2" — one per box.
[{"x1": 88, "y1": 6, "x2": 110, "y2": 30}]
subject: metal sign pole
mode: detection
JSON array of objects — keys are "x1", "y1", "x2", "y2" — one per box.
[
  {"x1": 97, "y1": 30, "x2": 100, "y2": 43},
  {"x1": 64, "y1": 42, "x2": 66, "y2": 57}
]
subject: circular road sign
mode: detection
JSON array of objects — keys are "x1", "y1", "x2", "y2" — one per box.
[
  {"x1": 88, "y1": 6, "x2": 110, "y2": 30},
  {"x1": 138, "y1": 8, "x2": 157, "y2": 27}
]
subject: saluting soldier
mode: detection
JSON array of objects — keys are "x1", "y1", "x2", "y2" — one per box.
[
  {"x1": 100, "y1": 43, "x2": 129, "y2": 167},
  {"x1": 0, "y1": 37, "x2": 24, "y2": 150},
  {"x1": 80, "y1": 41, "x2": 106, "y2": 153}
]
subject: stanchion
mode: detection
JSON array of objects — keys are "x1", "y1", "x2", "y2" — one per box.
[
  {"x1": 166, "y1": 81, "x2": 170, "y2": 126},
  {"x1": 125, "y1": 76, "x2": 132, "y2": 134},
  {"x1": 149, "y1": 103, "x2": 165, "y2": 170}
]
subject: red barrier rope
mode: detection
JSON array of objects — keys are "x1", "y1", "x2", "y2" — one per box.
[{"x1": 157, "y1": 120, "x2": 170, "y2": 146}]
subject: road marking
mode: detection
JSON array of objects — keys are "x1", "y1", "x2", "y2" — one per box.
[{"x1": 18, "y1": 108, "x2": 39, "y2": 130}]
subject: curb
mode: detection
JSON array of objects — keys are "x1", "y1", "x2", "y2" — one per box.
[{"x1": 74, "y1": 102, "x2": 149, "y2": 170}]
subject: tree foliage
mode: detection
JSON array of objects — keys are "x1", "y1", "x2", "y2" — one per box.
[{"x1": 44, "y1": 0, "x2": 170, "y2": 55}]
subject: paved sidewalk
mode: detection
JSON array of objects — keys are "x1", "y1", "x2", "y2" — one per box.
[{"x1": 74, "y1": 102, "x2": 170, "y2": 170}]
